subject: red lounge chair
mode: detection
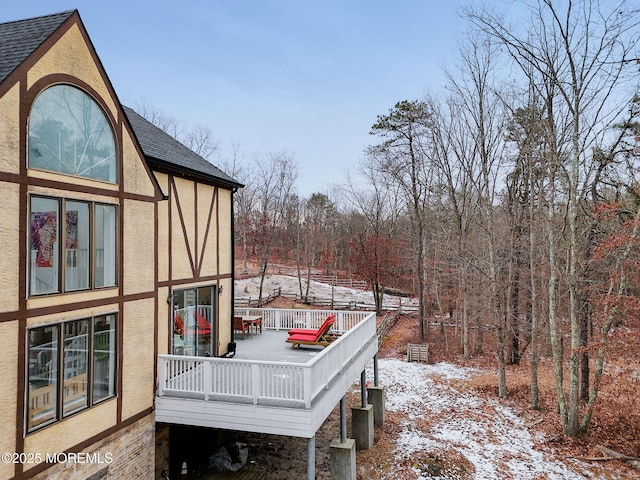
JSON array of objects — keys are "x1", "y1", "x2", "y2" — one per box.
[
  {"x1": 286, "y1": 315, "x2": 337, "y2": 349},
  {"x1": 288, "y1": 314, "x2": 336, "y2": 336}
]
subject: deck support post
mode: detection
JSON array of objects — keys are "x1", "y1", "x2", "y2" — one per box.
[
  {"x1": 367, "y1": 384, "x2": 385, "y2": 426},
  {"x1": 373, "y1": 353, "x2": 379, "y2": 386},
  {"x1": 307, "y1": 435, "x2": 315, "y2": 480},
  {"x1": 330, "y1": 438, "x2": 356, "y2": 480},
  {"x1": 353, "y1": 370, "x2": 374, "y2": 450},
  {"x1": 351, "y1": 404, "x2": 374, "y2": 450},
  {"x1": 331, "y1": 395, "x2": 356, "y2": 478},
  {"x1": 340, "y1": 396, "x2": 347, "y2": 443}
]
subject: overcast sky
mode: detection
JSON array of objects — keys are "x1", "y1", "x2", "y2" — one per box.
[{"x1": 3, "y1": 0, "x2": 474, "y2": 194}]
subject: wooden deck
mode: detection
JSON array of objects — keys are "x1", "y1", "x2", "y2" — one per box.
[{"x1": 155, "y1": 309, "x2": 378, "y2": 438}]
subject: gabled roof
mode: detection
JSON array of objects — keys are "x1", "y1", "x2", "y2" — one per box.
[
  {"x1": 124, "y1": 106, "x2": 242, "y2": 189},
  {"x1": 0, "y1": 9, "x2": 241, "y2": 190},
  {"x1": 0, "y1": 10, "x2": 74, "y2": 84}
]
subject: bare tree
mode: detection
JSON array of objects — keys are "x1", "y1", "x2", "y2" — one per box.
[
  {"x1": 252, "y1": 151, "x2": 298, "y2": 299},
  {"x1": 445, "y1": 34, "x2": 511, "y2": 398},
  {"x1": 468, "y1": 0, "x2": 640, "y2": 434},
  {"x1": 131, "y1": 99, "x2": 220, "y2": 161},
  {"x1": 429, "y1": 94, "x2": 480, "y2": 358},
  {"x1": 218, "y1": 144, "x2": 255, "y2": 276},
  {"x1": 182, "y1": 123, "x2": 220, "y2": 160},
  {"x1": 343, "y1": 163, "x2": 404, "y2": 314}
]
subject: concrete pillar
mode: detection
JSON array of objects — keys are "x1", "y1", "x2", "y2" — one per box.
[
  {"x1": 351, "y1": 404, "x2": 374, "y2": 450},
  {"x1": 367, "y1": 385, "x2": 386, "y2": 426},
  {"x1": 330, "y1": 438, "x2": 356, "y2": 480}
]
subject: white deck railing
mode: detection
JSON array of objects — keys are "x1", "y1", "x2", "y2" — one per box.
[
  {"x1": 232, "y1": 307, "x2": 368, "y2": 332},
  {"x1": 157, "y1": 310, "x2": 376, "y2": 409}
]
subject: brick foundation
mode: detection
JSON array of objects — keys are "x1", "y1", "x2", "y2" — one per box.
[{"x1": 30, "y1": 414, "x2": 155, "y2": 480}]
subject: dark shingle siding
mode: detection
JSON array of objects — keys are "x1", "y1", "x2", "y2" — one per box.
[
  {"x1": 0, "y1": 10, "x2": 74, "y2": 84},
  {"x1": 124, "y1": 106, "x2": 241, "y2": 188}
]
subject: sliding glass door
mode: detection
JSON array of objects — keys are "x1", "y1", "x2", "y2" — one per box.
[{"x1": 172, "y1": 286, "x2": 216, "y2": 357}]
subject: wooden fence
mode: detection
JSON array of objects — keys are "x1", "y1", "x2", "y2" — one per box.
[
  {"x1": 234, "y1": 288, "x2": 417, "y2": 312},
  {"x1": 377, "y1": 311, "x2": 403, "y2": 340}
]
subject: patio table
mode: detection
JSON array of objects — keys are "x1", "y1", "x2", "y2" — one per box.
[{"x1": 241, "y1": 315, "x2": 262, "y2": 335}]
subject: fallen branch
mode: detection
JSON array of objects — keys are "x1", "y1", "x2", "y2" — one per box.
[
  {"x1": 570, "y1": 456, "x2": 618, "y2": 462},
  {"x1": 597, "y1": 445, "x2": 640, "y2": 471},
  {"x1": 526, "y1": 418, "x2": 545, "y2": 428}
]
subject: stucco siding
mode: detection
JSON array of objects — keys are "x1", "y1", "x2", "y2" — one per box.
[
  {"x1": 122, "y1": 199, "x2": 155, "y2": 295},
  {"x1": 25, "y1": 303, "x2": 119, "y2": 329},
  {"x1": 155, "y1": 172, "x2": 170, "y2": 283},
  {"x1": 0, "y1": 83, "x2": 20, "y2": 174},
  {"x1": 218, "y1": 188, "x2": 233, "y2": 274},
  {"x1": 170, "y1": 177, "x2": 196, "y2": 280},
  {"x1": 218, "y1": 277, "x2": 232, "y2": 350},
  {"x1": 157, "y1": 288, "x2": 170, "y2": 355},
  {"x1": 197, "y1": 183, "x2": 218, "y2": 276},
  {"x1": 121, "y1": 298, "x2": 155, "y2": 419},
  {"x1": 0, "y1": 182, "x2": 20, "y2": 312},
  {"x1": 27, "y1": 24, "x2": 117, "y2": 116},
  {"x1": 121, "y1": 127, "x2": 157, "y2": 197},
  {"x1": 24, "y1": 399, "x2": 117, "y2": 459}
]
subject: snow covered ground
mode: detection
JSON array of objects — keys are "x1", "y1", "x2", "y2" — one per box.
[
  {"x1": 234, "y1": 275, "x2": 623, "y2": 479},
  {"x1": 235, "y1": 274, "x2": 419, "y2": 310},
  {"x1": 374, "y1": 359, "x2": 614, "y2": 480}
]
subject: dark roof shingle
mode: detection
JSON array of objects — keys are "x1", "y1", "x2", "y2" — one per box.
[
  {"x1": 124, "y1": 106, "x2": 241, "y2": 188},
  {"x1": 0, "y1": 10, "x2": 74, "y2": 84}
]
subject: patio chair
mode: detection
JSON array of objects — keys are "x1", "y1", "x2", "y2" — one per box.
[
  {"x1": 286, "y1": 314, "x2": 337, "y2": 349},
  {"x1": 233, "y1": 316, "x2": 249, "y2": 339}
]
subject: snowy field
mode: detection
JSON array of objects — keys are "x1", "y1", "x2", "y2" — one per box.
[{"x1": 235, "y1": 274, "x2": 419, "y2": 310}]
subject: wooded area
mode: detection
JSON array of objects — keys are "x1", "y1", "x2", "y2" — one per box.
[
  {"x1": 227, "y1": 1, "x2": 640, "y2": 439},
  {"x1": 143, "y1": 1, "x2": 640, "y2": 440}
]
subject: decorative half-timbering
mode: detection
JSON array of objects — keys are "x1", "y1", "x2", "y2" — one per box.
[
  {"x1": 124, "y1": 107, "x2": 241, "y2": 359},
  {"x1": 0, "y1": 10, "x2": 240, "y2": 479}
]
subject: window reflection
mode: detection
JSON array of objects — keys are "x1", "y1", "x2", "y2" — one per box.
[
  {"x1": 172, "y1": 286, "x2": 215, "y2": 357},
  {"x1": 27, "y1": 315, "x2": 118, "y2": 432},
  {"x1": 28, "y1": 85, "x2": 116, "y2": 182},
  {"x1": 62, "y1": 319, "x2": 89, "y2": 416},
  {"x1": 93, "y1": 315, "x2": 116, "y2": 404},
  {"x1": 27, "y1": 326, "x2": 59, "y2": 430}
]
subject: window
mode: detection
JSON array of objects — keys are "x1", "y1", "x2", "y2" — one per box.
[
  {"x1": 27, "y1": 315, "x2": 117, "y2": 432},
  {"x1": 28, "y1": 85, "x2": 116, "y2": 183},
  {"x1": 94, "y1": 204, "x2": 117, "y2": 288},
  {"x1": 65, "y1": 201, "x2": 90, "y2": 291},
  {"x1": 172, "y1": 286, "x2": 216, "y2": 357},
  {"x1": 29, "y1": 196, "x2": 117, "y2": 296}
]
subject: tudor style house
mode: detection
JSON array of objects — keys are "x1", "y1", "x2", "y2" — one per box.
[{"x1": 0, "y1": 10, "x2": 240, "y2": 480}]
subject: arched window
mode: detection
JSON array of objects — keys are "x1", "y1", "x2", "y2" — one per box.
[{"x1": 28, "y1": 85, "x2": 116, "y2": 183}]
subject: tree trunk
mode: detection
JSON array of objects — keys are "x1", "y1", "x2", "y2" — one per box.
[
  {"x1": 510, "y1": 255, "x2": 522, "y2": 365},
  {"x1": 528, "y1": 158, "x2": 540, "y2": 410}
]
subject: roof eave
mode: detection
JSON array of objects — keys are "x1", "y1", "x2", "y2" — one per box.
[{"x1": 146, "y1": 156, "x2": 244, "y2": 191}]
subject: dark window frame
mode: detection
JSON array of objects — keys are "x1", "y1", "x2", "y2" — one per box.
[
  {"x1": 28, "y1": 194, "x2": 118, "y2": 297},
  {"x1": 26, "y1": 314, "x2": 118, "y2": 434}
]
